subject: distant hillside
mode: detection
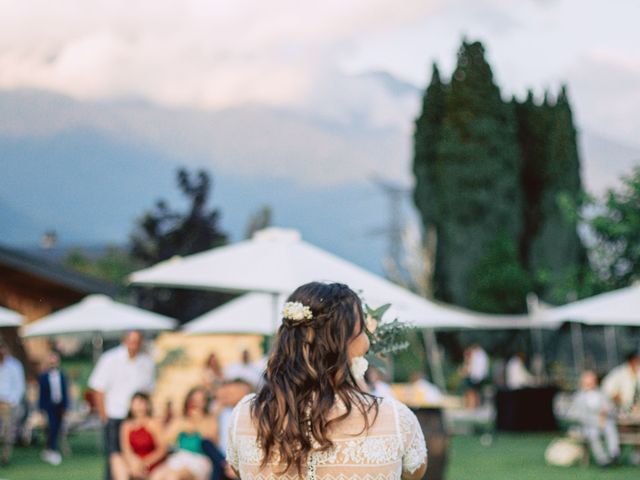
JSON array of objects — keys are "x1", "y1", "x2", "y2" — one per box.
[
  {"x1": 0, "y1": 195, "x2": 42, "y2": 244},
  {"x1": 0, "y1": 127, "x2": 393, "y2": 273},
  {"x1": 1, "y1": 71, "x2": 639, "y2": 274}
]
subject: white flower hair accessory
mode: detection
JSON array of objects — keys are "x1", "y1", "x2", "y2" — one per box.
[
  {"x1": 350, "y1": 356, "x2": 369, "y2": 381},
  {"x1": 282, "y1": 301, "x2": 313, "y2": 322}
]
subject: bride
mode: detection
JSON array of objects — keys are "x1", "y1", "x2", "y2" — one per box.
[{"x1": 226, "y1": 282, "x2": 427, "y2": 479}]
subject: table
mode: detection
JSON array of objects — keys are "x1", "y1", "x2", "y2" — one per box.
[{"x1": 495, "y1": 387, "x2": 558, "y2": 432}]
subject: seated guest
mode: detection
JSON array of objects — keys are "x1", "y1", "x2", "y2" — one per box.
[
  {"x1": 569, "y1": 370, "x2": 620, "y2": 466},
  {"x1": 211, "y1": 380, "x2": 253, "y2": 453},
  {"x1": 38, "y1": 351, "x2": 69, "y2": 466},
  {"x1": 201, "y1": 353, "x2": 224, "y2": 398},
  {"x1": 602, "y1": 353, "x2": 640, "y2": 413},
  {"x1": 408, "y1": 372, "x2": 443, "y2": 405},
  {"x1": 110, "y1": 392, "x2": 167, "y2": 480},
  {"x1": 365, "y1": 367, "x2": 395, "y2": 400},
  {"x1": 154, "y1": 387, "x2": 217, "y2": 480},
  {"x1": 207, "y1": 380, "x2": 252, "y2": 480},
  {"x1": 223, "y1": 350, "x2": 263, "y2": 388},
  {"x1": 505, "y1": 352, "x2": 535, "y2": 390}
]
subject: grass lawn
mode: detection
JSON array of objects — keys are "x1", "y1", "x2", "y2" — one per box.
[
  {"x1": 0, "y1": 431, "x2": 638, "y2": 479},
  {"x1": 447, "y1": 433, "x2": 639, "y2": 480}
]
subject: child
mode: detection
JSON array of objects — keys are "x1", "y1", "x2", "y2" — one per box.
[{"x1": 569, "y1": 370, "x2": 620, "y2": 466}]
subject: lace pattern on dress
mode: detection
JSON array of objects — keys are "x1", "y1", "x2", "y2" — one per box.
[
  {"x1": 396, "y1": 401, "x2": 428, "y2": 474},
  {"x1": 227, "y1": 395, "x2": 427, "y2": 480}
]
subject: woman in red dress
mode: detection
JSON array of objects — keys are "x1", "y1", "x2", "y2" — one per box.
[{"x1": 111, "y1": 392, "x2": 167, "y2": 480}]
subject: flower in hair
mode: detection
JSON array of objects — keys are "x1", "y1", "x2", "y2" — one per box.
[{"x1": 282, "y1": 301, "x2": 313, "y2": 322}]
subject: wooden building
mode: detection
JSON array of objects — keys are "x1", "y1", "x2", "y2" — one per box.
[{"x1": 0, "y1": 244, "x2": 116, "y2": 375}]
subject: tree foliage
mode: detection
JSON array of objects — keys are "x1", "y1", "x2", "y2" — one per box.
[
  {"x1": 587, "y1": 167, "x2": 640, "y2": 289},
  {"x1": 412, "y1": 40, "x2": 585, "y2": 312},
  {"x1": 64, "y1": 246, "x2": 139, "y2": 297},
  {"x1": 130, "y1": 169, "x2": 227, "y2": 264},
  {"x1": 130, "y1": 168, "x2": 232, "y2": 321}
]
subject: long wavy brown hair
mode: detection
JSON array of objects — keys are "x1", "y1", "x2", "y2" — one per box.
[{"x1": 250, "y1": 282, "x2": 379, "y2": 474}]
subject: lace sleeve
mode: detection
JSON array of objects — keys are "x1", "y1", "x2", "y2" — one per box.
[
  {"x1": 397, "y1": 401, "x2": 427, "y2": 474},
  {"x1": 225, "y1": 397, "x2": 245, "y2": 470}
]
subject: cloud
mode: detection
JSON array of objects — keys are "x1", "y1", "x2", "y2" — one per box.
[
  {"x1": 569, "y1": 49, "x2": 640, "y2": 148},
  {"x1": 0, "y1": 0, "x2": 441, "y2": 109}
]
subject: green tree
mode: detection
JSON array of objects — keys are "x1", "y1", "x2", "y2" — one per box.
[
  {"x1": 468, "y1": 233, "x2": 533, "y2": 313},
  {"x1": 131, "y1": 168, "x2": 232, "y2": 322},
  {"x1": 587, "y1": 167, "x2": 640, "y2": 289},
  {"x1": 413, "y1": 40, "x2": 524, "y2": 309},
  {"x1": 244, "y1": 205, "x2": 272, "y2": 239},
  {"x1": 65, "y1": 246, "x2": 140, "y2": 297},
  {"x1": 516, "y1": 87, "x2": 585, "y2": 301},
  {"x1": 131, "y1": 169, "x2": 227, "y2": 264}
]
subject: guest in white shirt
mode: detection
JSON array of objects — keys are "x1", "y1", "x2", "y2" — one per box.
[
  {"x1": 409, "y1": 372, "x2": 443, "y2": 405},
  {"x1": 366, "y1": 367, "x2": 396, "y2": 400},
  {"x1": 506, "y1": 352, "x2": 535, "y2": 390},
  {"x1": 89, "y1": 331, "x2": 155, "y2": 480},
  {"x1": 602, "y1": 353, "x2": 640, "y2": 412},
  {"x1": 462, "y1": 344, "x2": 489, "y2": 408},
  {"x1": 223, "y1": 350, "x2": 263, "y2": 388},
  {"x1": 0, "y1": 341, "x2": 25, "y2": 466}
]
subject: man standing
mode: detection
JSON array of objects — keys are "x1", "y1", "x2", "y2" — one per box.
[
  {"x1": 88, "y1": 331, "x2": 155, "y2": 479},
  {"x1": 0, "y1": 340, "x2": 25, "y2": 466},
  {"x1": 462, "y1": 344, "x2": 489, "y2": 408},
  {"x1": 38, "y1": 351, "x2": 69, "y2": 466}
]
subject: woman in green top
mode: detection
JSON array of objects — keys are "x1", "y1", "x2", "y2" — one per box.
[{"x1": 152, "y1": 387, "x2": 217, "y2": 480}]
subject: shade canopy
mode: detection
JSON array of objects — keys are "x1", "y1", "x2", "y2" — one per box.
[
  {"x1": 131, "y1": 228, "x2": 479, "y2": 329},
  {"x1": 21, "y1": 294, "x2": 177, "y2": 338},
  {"x1": 0, "y1": 306, "x2": 21, "y2": 327},
  {"x1": 183, "y1": 293, "x2": 286, "y2": 335},
  {"x1": 469, "y1": 313, "x2": 559, "y2": 330},
  {"x1": 542, "y1": 283, "x2": 640, "y2": 326}
]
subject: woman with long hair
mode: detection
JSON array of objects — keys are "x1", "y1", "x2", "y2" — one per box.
[
  {"x1": 227, "y1": 282, "x2": 427, "y2": 479},
  {"x1": 110, "y1": 392, "x2": 167, "y2": 480}
]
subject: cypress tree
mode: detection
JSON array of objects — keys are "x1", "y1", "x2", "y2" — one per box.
[
  {"x1": 412, "y1": 40, "x2": 585, "y2": 312},
  {"x1": 413, "y1": 64, "x2": 447, "y2": 298},
  {"x1": 427, "y1": 41, "x2": 524, "y2": 307},
  {"x1": 516, "y1": 86, "x2": 585, "y2": 301}
]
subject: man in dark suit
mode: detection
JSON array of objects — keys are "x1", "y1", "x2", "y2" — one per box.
[{"x1": 38, "y1": 351, "x2": 69, "y2": 465}]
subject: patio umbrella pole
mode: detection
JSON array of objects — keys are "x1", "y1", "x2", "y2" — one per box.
[
  {"x1": 530, "y1": 328, "x2": 546, "y2": 381},
  {"x1": 604, "y1": 326, "x2": 618, "y2": 370},
  {"x1": 422, "y1": 328, "x2": 446, "y2": 392},
  {"x1": 571, "y1": 322, "x2": 585, "y2": 374},
  {"x1": 92, "y1": 333, "x2": 103, "y2": 364},
  {"x1": 271, "y1": 293, "x2": 280, "y2": 344}
]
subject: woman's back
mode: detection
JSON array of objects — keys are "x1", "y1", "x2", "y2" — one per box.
[{"x1": 227, "y1": 394, "x2": 427, "y2": 480}]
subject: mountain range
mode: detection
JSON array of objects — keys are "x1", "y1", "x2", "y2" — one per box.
[{"x1": 1, "y1": 72, "x2": 639, "y2": 274}]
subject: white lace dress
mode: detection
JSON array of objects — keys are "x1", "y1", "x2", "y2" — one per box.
[{"x1": 226, "y1": 394, "x2": 427, "y2": 480}]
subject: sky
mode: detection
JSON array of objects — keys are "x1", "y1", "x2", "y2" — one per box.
[
  {"x1": 2, "y1": 0, "x2": 639, "y2": 151},
  {"x1": 2, "y1": 0, "x2": 640, "y2": 238}
]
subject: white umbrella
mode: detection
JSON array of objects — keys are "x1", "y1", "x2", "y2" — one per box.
[
  {"x1": 21, "y1": 294, "x2": 177, "y2": 338},
  {"x1": 543, "y1": 283, "x2": 640, "y2": 326},
  {"x1": 183, "y1": 293, "x2": 286, "y2": 335},
  {"x1": 542, "y1": 283, "x2": 640, "y2": 370},
  {"x1": 0, "y1": 306, "x2": 21, "y2": 327},
  {"x1": 131, "y1": 228, "x2": 478, "y2": 329}
]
